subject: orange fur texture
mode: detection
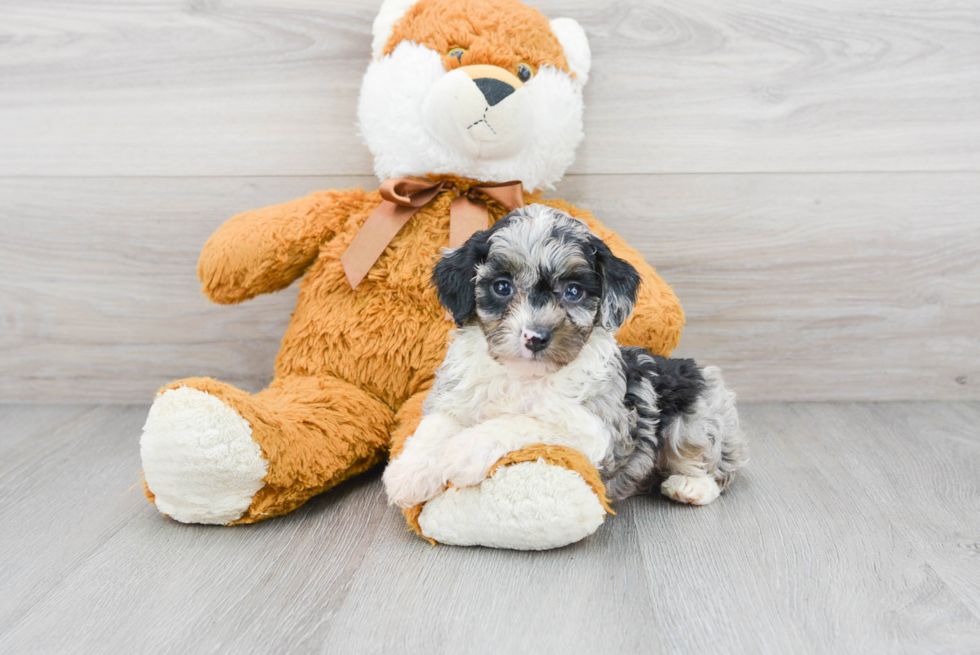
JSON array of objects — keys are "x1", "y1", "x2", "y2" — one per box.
[
  {"x1": 143, "y1": 0, "x2": 685, "y2": 531},
  {"x1": 383, "y1": 0, "x2": 570, "y2": 78},
  {"x1": 145, "y1": 179, "x2": 683, "y2": 524}
]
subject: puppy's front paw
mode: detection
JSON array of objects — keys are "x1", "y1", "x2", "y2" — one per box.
[
  {"x1": 661, "y1": 474, "x2": 721, "y2": 506},
  {"x1": 440, "y1": 438, "x2": 505, "y2": 490},
  {"x1": 382, "y1": 454, "x2": 446, "y2": 509}
]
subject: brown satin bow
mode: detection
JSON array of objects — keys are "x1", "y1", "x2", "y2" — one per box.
[{"x1": 341, "y1": 178, "x2": 525, "y2": 289}]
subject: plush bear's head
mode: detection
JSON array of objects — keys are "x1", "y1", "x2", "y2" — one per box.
[{"x1": 358, "y1": 0, "x2": 591, "y2": 192}]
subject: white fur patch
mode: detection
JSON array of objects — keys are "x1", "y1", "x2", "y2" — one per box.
[
  {"x1": 384, "y1": 412, "x2": 463, "y2": 508},
  {"x1": 429, "y1": 326, "x2": 623, "y2": 466},
  {"x1": 370, "y1": 0, "x2": 419, "y2": 61},
  {"x1": 418, "y1": 460, "x2": 606, "y2": 550},
  {"x1": 549, "y1": 18, "x2": 591, "y2": 86},
  {"x1": 661, "y1": 474, "x2": 721, "y2": 506},
  {"x1": 421, "y1": 68, "x2": 533, "y2": 160},
  {"x1": 140, "y1": 387, "x2": 268, "y2": 525},
  {"x1": 358, "y1": 41, "x2": 585, "y2": 191}
]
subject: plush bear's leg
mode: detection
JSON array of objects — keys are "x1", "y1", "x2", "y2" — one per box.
[
  {"x1": 389, "y1": 396, "x2": 609, "y2": 550},
  {"x1": 412, "y1": 445, "x2": 611, "y2": 550},
  {"x1": 141, "y1": 375, "x2": 394, "y2": 525}
]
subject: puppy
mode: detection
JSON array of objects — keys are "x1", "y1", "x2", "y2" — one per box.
[{"x1": 383, "y1": 204, "x2": 747, "y2": 509}]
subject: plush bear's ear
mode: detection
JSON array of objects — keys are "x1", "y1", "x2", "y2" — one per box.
[
  {"x1": 550, "y1": 17, "x2": 591, "y2": 86},
  {"x1": 590, "y1": 236, "x2": 640, "y2": 330},
  {"x1": 372, "y1": 0, "x2": 419, "y2": 61},
  {"x1": 432, "y1": 230, "x2": 492, "y2": 327}
]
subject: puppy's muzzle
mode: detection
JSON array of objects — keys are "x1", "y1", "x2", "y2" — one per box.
[{"x1": 522, "y1": 327, "x2": 553, "y2": 353}]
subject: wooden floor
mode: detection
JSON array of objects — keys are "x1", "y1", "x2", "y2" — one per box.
[{"x1": 1, "y1": 402, "x2": 978, "y2": 654}]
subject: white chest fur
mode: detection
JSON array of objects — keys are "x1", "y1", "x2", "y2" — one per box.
[{"x1": 426, "y1": 326, "x2": 626, "y2": 465}]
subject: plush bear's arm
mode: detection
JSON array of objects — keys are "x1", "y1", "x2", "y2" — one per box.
[
  {"x1": 199, "y1": 189, "x2": 364, "y2": 305},
  {"x1": 540, "y1": 200, "x2": 685, "y2": 356}
]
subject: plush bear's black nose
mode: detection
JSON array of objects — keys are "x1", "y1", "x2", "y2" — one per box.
[
  {"x1": 523, "y1": 328, "x2": 553, "y2": 353},
  {"x1": 473, "y1": 77, "x2": 515, "y2": 107}
]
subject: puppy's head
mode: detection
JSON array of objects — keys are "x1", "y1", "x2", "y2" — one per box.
[{"x1": 433, "y1": 204, "x2": 640, "y2": 374}]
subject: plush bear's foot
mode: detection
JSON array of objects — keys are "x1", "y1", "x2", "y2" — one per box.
[
  {"x1": 412, "y1": 445, "x2": 610, "y2": 551},
  {"x1": 142, "y1": 375, "x2": 394, "y2": 525},
  {"x1": 141, "y1": 386, "x2": 268, "y2": 524}
]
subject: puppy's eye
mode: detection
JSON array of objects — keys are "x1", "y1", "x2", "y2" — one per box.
[
  {"x1": 563, "y1": 284, "x2": 585, "y2": 302},
  {"x1": 448, "y1": 47, "x2": 466, "y2": 62},
  {"x1": 517, "y1": 63, "x2": 534, "y2": 82},
  {"x1": 492, "y1": 279, "x2": 514, "y2": 297}
]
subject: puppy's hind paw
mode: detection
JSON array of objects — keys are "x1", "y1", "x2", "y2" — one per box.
[{"x1": 661, "y1": 474, "x2": 721, "y2": 506}]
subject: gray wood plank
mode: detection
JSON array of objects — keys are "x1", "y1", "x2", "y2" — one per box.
[
  {"x1": 789, "y1": 402, "x2": 980, "y2": 620},
  {"x1": 560, "y1": 173, "x2": 980, "y2": 402},
  {"x1": 1, "y1": 0, "x2": 977, "y2": 176},
  {"x1": 0, "y1": 404, "x2": 91, "y2": 450},
  {"x1": 631, "y1": 403, "x2": 980, "y2": 654},
  {"x1": 0, "y1": 404, "x2": 388, "y2": 653},
  {"x1": 0, "y1": 480, "x2": 388, "y2": 654},
  {"x1": 2, "y1": 403, "x2": 980, "y2": 653},
  {"x1": 2, "y1": 173, "x2": 977, "y2": 403},
  {"x1": 0, "y1": 176, "x2": 357, "y2": 402},
  {"x1": 323, "y1": 498, "x2": 664, "y2": 655},
  {"x1": 0, "y1": 406, "x2": 150, "y2": 630}
]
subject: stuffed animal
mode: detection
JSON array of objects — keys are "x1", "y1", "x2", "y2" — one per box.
[{"x1": 139, "y1": 0, "x2": 684, "y2": 550}]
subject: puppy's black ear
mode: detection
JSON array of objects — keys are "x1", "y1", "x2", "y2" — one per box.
[
  {"x1": 591, "y1": 236, "x2": 641, "y2": 330},
  {"x1": 432, "y1": 229, "x2": 492, "y2": 326}
]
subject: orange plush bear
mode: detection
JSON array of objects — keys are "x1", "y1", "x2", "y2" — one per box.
[{"x1": 140, "y1": 0, "x2": 684, "y2": 549}]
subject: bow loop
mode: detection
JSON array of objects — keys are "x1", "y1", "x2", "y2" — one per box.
[
  {"x1": 379, "y1": 178, "x2": 444, "y2": 207},
  {"x1": 472, "y1": 182, "x2": 526, "y2": 214},
  {"x1": 341, "y1": 178, "x2": 524, "y2": 289},
  {"x1": 447, "y1": 181, "x2": 526, "y2": 248}
]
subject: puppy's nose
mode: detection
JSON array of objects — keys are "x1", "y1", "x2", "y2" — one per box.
[
  {"x1": 522, "y1": 328, "x2": 553, "y2": 353},
  {"x1": 473, "y1": 77, "x2": 515, "y2": 106}
]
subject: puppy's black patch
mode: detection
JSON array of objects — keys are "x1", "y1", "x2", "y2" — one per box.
[
  {"x1": 432, "y1": 218, "x2": 512, "y2": 326},
  {"x1": 632, "y1": 349, "x2": 706, "y2": 438},
  {"x1": 589, "y1": 236, "x2": 640, "y2": 329},
  {"x1": 475, "y1": 270, "x2": 514, "y2": 319},
  {"x1": 605, "y1": 347, "x2": 708, "y2": 501},
  {"x1": 620, "y1": 346, "x2": 662, "y2": 442}
]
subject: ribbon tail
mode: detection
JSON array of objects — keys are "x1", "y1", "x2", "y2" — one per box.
[
  {"x1": 449, "y1": 195, "x2": 489, "y2": 249},
  {"x1": 475, "y1": 181, "x2": 526, "y2": 212},
  {"x1": 341, "y1": 201, "x2": 421, "y2": 289}
]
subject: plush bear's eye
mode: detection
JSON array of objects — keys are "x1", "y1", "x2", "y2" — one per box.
[
  {"x1": 448, "y1": 48, "x2": 466, "y2": 63},
  {"x1": 517, "y1": 63, "x2": 534, "y2": 82}
]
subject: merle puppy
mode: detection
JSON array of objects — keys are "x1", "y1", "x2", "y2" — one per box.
[{"x1": 383, "y1": 204, "x2": 747, "y2": 509}]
